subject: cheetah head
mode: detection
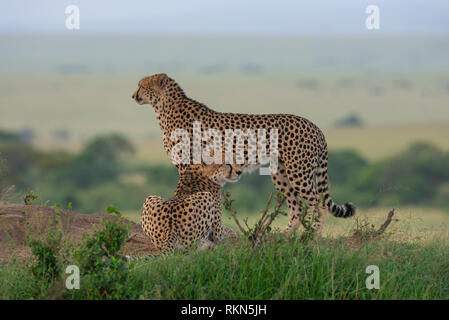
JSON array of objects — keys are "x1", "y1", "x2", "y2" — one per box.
[
  {"x1": 207, "y1": 164, "x2": 244, "y2": 187},
  {"x1": 132, "y1": 73, "x2": 169, "y2": 106}
]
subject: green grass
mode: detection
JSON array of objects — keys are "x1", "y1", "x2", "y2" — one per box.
[
  {"x1": 128, "y1": 237, "x2": 449, "y2": 299},
  {"x1": 1, "y1": 234, "x2": 448, "y2": 300}
]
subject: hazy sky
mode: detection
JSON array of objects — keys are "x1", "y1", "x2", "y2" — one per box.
[{"x1": 1, "y1": 0, "x2": 448, "y2": 35}]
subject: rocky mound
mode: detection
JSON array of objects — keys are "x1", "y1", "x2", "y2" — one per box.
[{"x1": 0, "y1": 201, "x2": 158, "y2": 263}]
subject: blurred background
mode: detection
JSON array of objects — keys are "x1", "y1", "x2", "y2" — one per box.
[{"x1": 1, "y1": 0, "x2": 448, "y2": 234}]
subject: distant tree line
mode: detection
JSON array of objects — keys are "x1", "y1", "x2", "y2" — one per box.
[{"x1": 1, "y1": 129, "x2": 448, "y2": 214}]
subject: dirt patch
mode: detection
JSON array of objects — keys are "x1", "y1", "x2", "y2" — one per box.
[{"x1": 0, "y1": 201, "x2": 158, "y2": 263}]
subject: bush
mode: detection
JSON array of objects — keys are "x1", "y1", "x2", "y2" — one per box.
[
  {"x1": 351, "y1": 142, "x2": 449, "y2": 206},
  {"x1": 0, "y1": 129, "x2": 21, "y2": 144},
  {"x1": 59, "y1": 134, "x2": 134, "y2": 188},
  {"x1": 328, "y1": 150, "x2": 367, "y2": 185},
  {"x1": 26, "y1": 213, "x2": 64, "y2": 286},
  {"x1": 68, "y1": 212, "x2": 133, "y2": 299},
  {"x1": 335, "y1": 113, "x2": 364, "y2": 128},
  {"x1": 0, "y1": 142, "x2": 35, "y2": 190}
]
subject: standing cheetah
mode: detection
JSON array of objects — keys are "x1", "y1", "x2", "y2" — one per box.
[
  {"x1": 142, "y1": 164, "x2": 241, "y2": 252},
  {"x1": 133, "y1": 73, "x2": 355, "y2": 235}
]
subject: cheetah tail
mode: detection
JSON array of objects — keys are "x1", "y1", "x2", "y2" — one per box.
[{"x1": 316, "y1": 147, "x2": 356, "y2": 218}]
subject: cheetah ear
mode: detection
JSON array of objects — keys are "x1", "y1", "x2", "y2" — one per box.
[{"x1": 154, "y1": 73, "x2": 168, "y2": 89}]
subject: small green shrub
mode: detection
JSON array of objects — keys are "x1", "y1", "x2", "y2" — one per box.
[
  {"x1": 23, "y1": 189, "x2": 39, "y2": 205},
  {"x1": 68, "y1": 210, "x2": 133, "y2": 299},
  {"x1": 26, "y1": 214, "x2": 63, "y2": 285}
]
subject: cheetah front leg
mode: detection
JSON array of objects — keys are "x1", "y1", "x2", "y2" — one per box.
[
  {"x1": 212, "y1": 224, "x2": 238, "y2": 243},
  {"x1": 198, "y1": 230, "x2": 215, "y2": 250}
]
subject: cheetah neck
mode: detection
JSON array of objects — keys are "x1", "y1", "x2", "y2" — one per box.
[
  {"x1": 155, "y1": 90, "x2": 215, "y2": 141},
  {"x1": 173, "y1": 172, "x2": 220, "y2": 199}
]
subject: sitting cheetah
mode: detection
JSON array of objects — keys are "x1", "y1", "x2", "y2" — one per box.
[
  {"x1": 133, "y1": 73, "x2": 355, "y2": 235},
  {"x1": 141, "y1": 164, "x2": 241, "y2": 253}
]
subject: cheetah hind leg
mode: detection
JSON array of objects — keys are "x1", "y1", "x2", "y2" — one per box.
[
  {"x1": 197, "y1": 226, "x2": 239, "y2": 251},
  {"x1": 270, "y1": 162, "x2": 304, "y2": 235},
  {"x1": 312, "y1": 205, "x2": 327, "y2": 236},
  {"x1": 198, "y1": 239, "x2": 215, "y2": 251},
  {"x1": 282, "y1": 161, "x2": 324, "y2": 237},
  {"x1": 300, "y1": 203, "x2": 326, "y2": 238}
]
